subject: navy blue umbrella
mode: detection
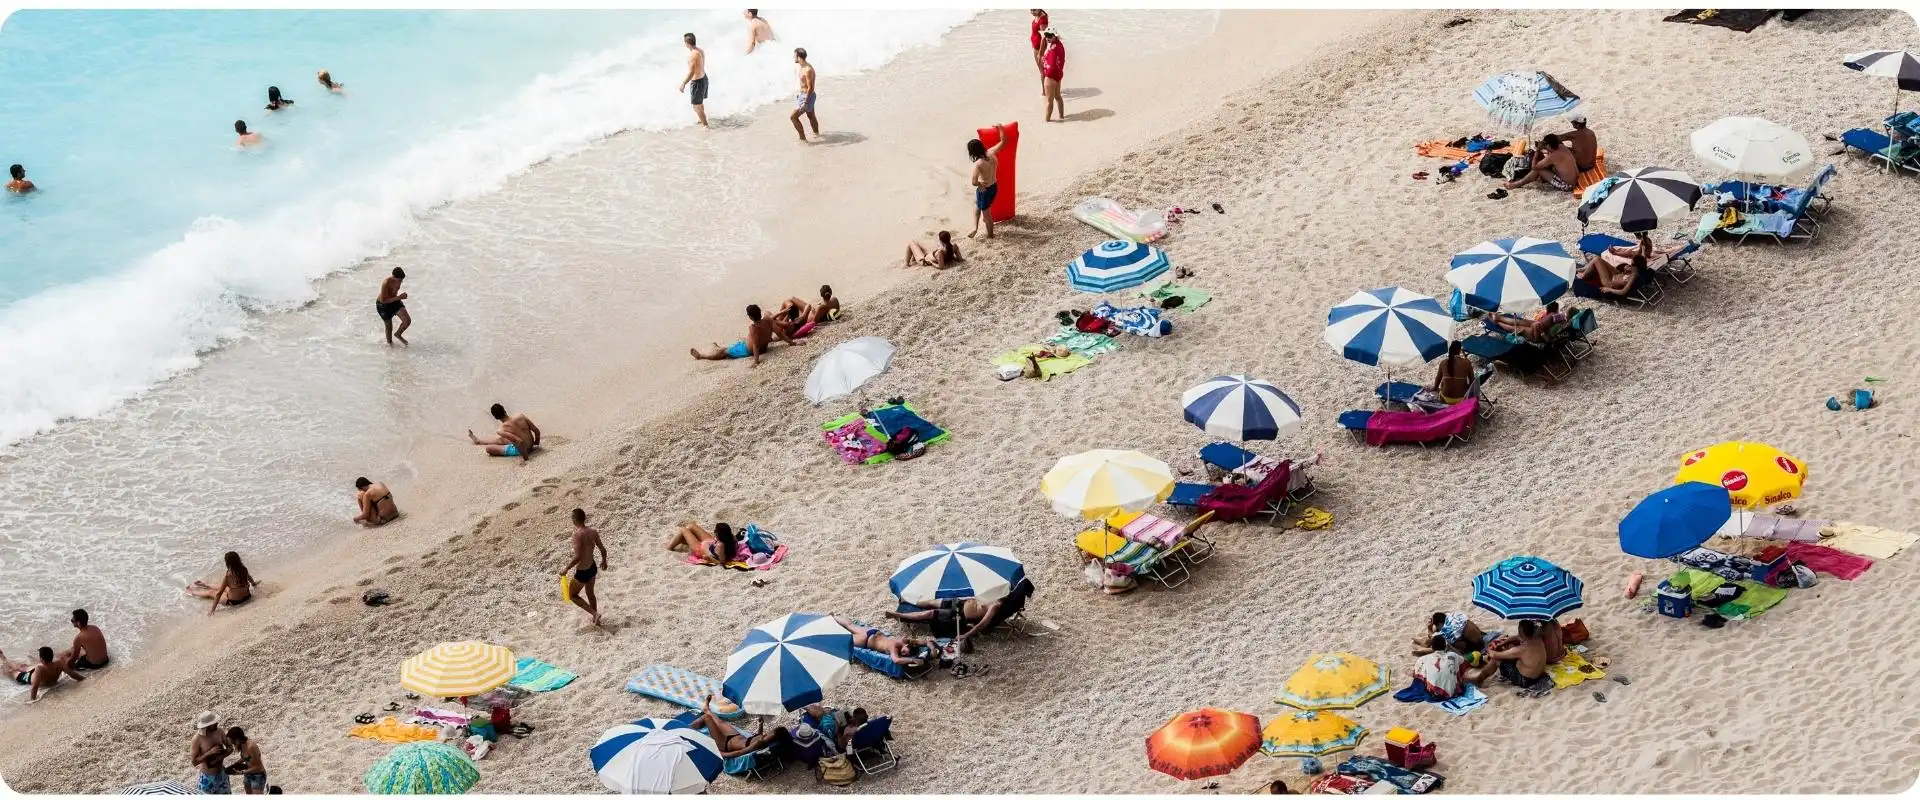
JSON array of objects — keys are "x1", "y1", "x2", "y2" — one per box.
[{"x1": 1619, "y1": 481, "x2": 1732, "y2": 558}]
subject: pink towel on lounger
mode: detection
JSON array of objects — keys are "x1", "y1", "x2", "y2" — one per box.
[
  {"x1": 1783, "y1": 541, "x2": 1872, "y2": 580},
  {"x1": 1119, "y1": 513, "x2": 1185, "y2": 548},
  {"x1": 1364, "y1": 399, "x2": 1477, "y2": 447}
]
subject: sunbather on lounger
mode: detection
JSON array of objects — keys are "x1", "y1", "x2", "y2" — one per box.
[
  {"x1": 1488, "y1": 301, "x2": 1566, "y2": 341},
  {"x1": 663, "y1": 521, "x2": 738, "y2": 564},
  {"x1": 1428, "y1": 342, "x2": 1475, "y2": 404},
  {"x1": 834, "y1": 617, "x2": 930, "y2": 665},
  {"x1": 1411, "y1": 611, "x2": 1487, "y2": 656},
  {"x1": 691, "y1": 696, "x2": 791, "y2": 757},
  {"x1": 1601, "y1": 232, "x2": 1687, "y2": 270},
  {"x1": 889, "y1": 580, "x2": 1031, "y2": 652},
  {"x1": 1578, "y1": 253, "x2": 1644, "y2": 297}
]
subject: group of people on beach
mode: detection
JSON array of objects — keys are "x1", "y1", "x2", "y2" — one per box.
[
  {"x1": 189, "y1": 710, "x2": 275, "y2": 794},
  {"x1": 2, "y1": 609, "x2": 109, "y2": 703},
  {"x1": 688, "y1": 284, "x2": 839, "y2": 366},
  {"x1": 233, "y1": 70, "x2": 346, "y2": 150}
]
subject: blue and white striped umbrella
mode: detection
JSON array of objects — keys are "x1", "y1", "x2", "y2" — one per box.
[
  {"x1": 1472, "y1": 70, "x2": 1581, "y2": 132},
  {"x1": 118, "y1": 781, "x2": 198, "y2": 795},
  {"x1": 722, "y1": 612, "x2": 852, "y2": 716},
  {"x1": 1181, "y1": 375, "x2": 1303, "y2": 441},
  {"x1": 591, "y1": 719, "x2": 725, "y2": 794},
  {"x1": 1446, "y1": 237, "x2": 1576, "y2": 313},
  {"x1": 1322, "y1": 287, "x2": 1452, "y2": 368},
  {"x1": 1067, "y1": 240, "x2": 1170, "y2": 293},
  {"x1": 889, "y1": 542, "x2": 1026, "y2": 606},
  {"x1": 1470, "y1": 556, "x2": 1585, "y2": 621}
]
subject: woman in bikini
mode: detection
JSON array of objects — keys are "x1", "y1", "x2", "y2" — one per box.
[
  {"x1": 1600, "y1": 231, "x2": 1687, "y2": 271},
  {"x1": 833, "y1": 616, "x2": 929, "y2": 665},
  {"x1": 353, "y1": 477, "x2": 399, "y2": 527},
  {"x1": 691, "y1": 696, "x2": 791, "y2": 757},
  {"x1": 1578, "y1": 253, "x2": 1646, "y2": 296},
  {"x1": 187, "y1": 551, "x2": 260, "y2": 615},
  {"x1": 664, "y1": 521, "x2": 738, "y2": 564},
  {"x1": 905, "y1": 231, "x2": 963, "y2": 270}
]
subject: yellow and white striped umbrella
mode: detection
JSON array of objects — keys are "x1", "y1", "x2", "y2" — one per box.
[
  {"x1": 1040, "y1": 449, "x2": 1175, "y2": 520},
  {"x1": 399, "y1": 641, "x2": 516, "y2": 699}
]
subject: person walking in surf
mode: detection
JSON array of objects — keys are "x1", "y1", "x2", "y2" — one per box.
[{"x1": 375, "y1": 267, "x2": 410, "y2": 346}]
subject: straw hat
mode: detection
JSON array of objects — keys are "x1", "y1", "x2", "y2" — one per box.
[{"x1": 193, "y1": 711, "x2": 221, "y2": 730}]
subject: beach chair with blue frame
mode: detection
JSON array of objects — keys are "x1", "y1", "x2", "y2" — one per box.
[
  {"x1": 847, "y1": 716, "x2": 898, "y2": 775},
  {"x1": 1577, "y1": 232, "x2": 1702, "y2": 286},
  {"x1": 1840, "y1": 112, "x2": 1920, "y2": 175}
]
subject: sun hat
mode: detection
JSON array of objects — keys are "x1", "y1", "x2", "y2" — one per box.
[
  {"x1": 194, "y1": 711, "x2": 221, "y2": 730},
  {"x1": 1570, "y1": 114, "x2": 1588, "y2": 124},
  {"x1": 1042, "y1": 27, "x2": 1058, "y2": 36}
]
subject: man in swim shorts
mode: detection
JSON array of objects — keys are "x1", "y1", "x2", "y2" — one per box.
[
  {"x1": 690, "y1": 304, "x2": 804, "y2": 367},
  {"x1": 562, "y1": 508, "x2": 609, "y2": 627},
  {"x1": 375, "y1": 267, "x2": 410, "y2": 346},
  {"x1": 790, "y1": 48, "x2": 818, "y2": 142},
  {"x1": 1503, "y1": 133, "x2": 1577, "y2": 193},
  {"x1": 190, "y1": 711, "x2": 232, "y2": 794},
  {"x1": 967, "y1": 123, "x2": 1008, "y2": 240},
  {"x1": 469, "y1": 403, "x2": 541, "y2": 462},
  {"x1": 62, "y1": 609, "x2": 110, "y2": 671},
  {"x1": 1, "y1": 646, "x2": 85, "y2": 703},
  {"x1": 1484, "y1": 620, "x2": 1553, "y2": 694},
  {"x1": 679, "y1": 33, "x2": 709, "y2": 129}
]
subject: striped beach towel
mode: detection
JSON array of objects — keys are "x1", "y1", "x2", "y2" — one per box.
[
  {"x1": 624, "y1": 665, "x2": 745, "y2": 719},
  {"x1": 509, "y1": 658, "x2": 578, "y2": 692},
  {"x1": 1114, "y1": 512, "x2": 1184, "y2": 549}
]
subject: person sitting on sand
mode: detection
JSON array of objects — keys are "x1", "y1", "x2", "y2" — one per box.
[
  {"x1": 690, "y1": 696, "x2": 791, "y2": 757},
  {"x1": 187, "y1": 551, "x2": 260, "y2": 615},
  {"x1": 1427, "y1": 341, "x2": 1474, "y2": 405},
  {"x1": 1, "y1": 646, "x2": 86, "y2": 703},
  {"x1": 1560, "y1": 115, "x2": 1597, "y2": 173},
  {"x1": 1411, "y1": 611, "x2": 1487, "y2": 656},
  {"x1": 469, "y1": 403, "x2": 541, "y2": 462},
  {"x1": 834, "y1": 616, "x2": 931, "y2": 665},
  {"x1": 1483, "y1": 619, "x2": 1553, "y2": 693},
  {"x1": 1503, "y1": 133, "x2": 1576, "y2": 192},
  {"x1": 690, "y1": 304, "x2": 804, "y2": 367},
  {"x1": 63, "y1": 609, "x2": 109, "y2": 671},
  {"x1": 664, "y1": 521, "x2": 738, "y2": 564},
  {"x1": 1540, "y1": 618, "x2": 1567, "y2": 664},
  {"x1": 1577, "y1": 253, "x2": 1644, "y2": 297},
  {"x1": 906, "y1": 231, "x2": 963, "y2": 270},
  {"x1": 353, "y1": 477, "x2": 399, "y2": 527},
  {"x1": 1488, "y1": 300, "x2": 1566, "y2": 341},
  {"x1": 776, "y1": 285, "x2": 841, "y2": 328}
]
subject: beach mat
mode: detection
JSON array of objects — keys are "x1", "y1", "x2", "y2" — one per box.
[
  {"x1": 1138, "y1": 281, "x2": 1212, "y2": 314},
  {"x1": 992, "y1": 346, "x2": 1093, "y2": 381},
  {"x1": 624, "y1": 665, "x2": 745, "y2": 719},
  {"x1": 1663, "y1": 9, "x2": 1777, "y2": 32},
  {"x1": 349, "y1": 717, "x2": 439, "y2": 743},
  {"x1": 820, "y1": 402, "x2": 951, "y2": 465},
  {"x1": 509, "y1": 658, "x2": 578, "y2": 692}
]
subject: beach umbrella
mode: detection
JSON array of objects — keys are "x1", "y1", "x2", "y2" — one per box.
[
  {"x1": 1259, "y1": 710, "x2": 1367, "y2": 759},
  {"x1": 1181, "y1": 375, "x2": 1303, "y2": 441},
  {"x1": 1470, "y1": 556, "x2": 1585, "y2": 621},
  {"x1": 399, "y1": 641, "x2": 516, "y2": 699},
  {"x1": 117, "y1": 781, "x2": 198, "y2": 795},
  {"x1": 1322, "y1": 287, "x2": 1452, "y2": 368},
  {"x1": 1619, "y1": 482, "x2": 1734, "y2": 559},
  {"x1": 1145, "y1": 708, "x2": 1263, "y2": 780},
  {"x1": 1067, "y1": 240, "x2": 1171, "y2": 293},
  {"x1": 804, "y1": 336, "x2": 894, "y2": 405},
  {"x1": 1690, "y1": 117, "x2": 1814, "y2": 181},
  {"x1": 1446, "y1": 237, "x2": 1577, "y2": 313},
  {"x1": 364, "y1": 742, "x2": 481, "y2": 795},
  {"x1": 1273, "y1": 652, "x2": 1391, "y2": 711},
  {"x1": 889, "y1": 542, "x2": 1025, "y2": 605},
  {"x1": 1040, "y1": 449, "x2": 1175, "y2": 520},
  {"x1": 591, "y1": 719, "x2": 725, "y2": 794},
  {"x1": 1843, "y1": 49, "x2": 1920, "y2": 115},
  {"x1": 722, "y1": 612, "x2": 852, "y2": 716},
  {"x1": 1674, "y1": 441, "x2": 1808, "y2": 510},
  {"x1": 1580, "y1": 167, "x2": 1703, "y2": 233},
  {"x1": 1471, "y1": 70, "x2": 1580, "y2": 132}
]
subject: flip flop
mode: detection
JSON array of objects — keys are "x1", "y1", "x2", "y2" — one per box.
[
  {"x1": 1487, "y1": 189, "x2": 1510, "y2": 200},
  {"x1": 1592, "y1": 691, "x2": 1608, "y2": 703},
  {"x1": 1611, "y1": 675, "x2": 1632, "y2": 685},
  {"x1": 1412, "y1": 171, "x2": 1429, "y2": 180},
  {"x1": 1211, "y1": 202, "x2": 1225, "y2": 214},
  {"x1": 355, "y1": 713, "x2": 376, "y2": 725}
]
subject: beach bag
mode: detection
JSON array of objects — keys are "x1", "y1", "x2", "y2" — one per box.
[
  {"x1": 1074, "y1": 313, "x2": 1113, "y2": 335},
  {"x1": 1479, "y1": 153, "x2": 1512, "y2": 177},
  {"x1": 1789, "y1": 562, "x2": 1818, "y2": 589},
  {"x1": 884, "y1": 427, "x2": 920, "y2": 456},
  {"x1": 1559, "y1": 619, "x2": 1589, "y2": 645},
  {"x1": 742, "y1": 523, "x2": 778, "y2": 556},
  {"x1": 817, "y1": 754, "x2": 856, "y2": 786}
]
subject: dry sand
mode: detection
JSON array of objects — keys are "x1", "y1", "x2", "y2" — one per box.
[{"x1": 5, "y1": 7, "x2": 1920, "y2": 795}]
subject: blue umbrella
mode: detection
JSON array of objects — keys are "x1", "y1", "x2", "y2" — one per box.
[
  {"x1": 722, "y1": 612, "x2": 852, "y2": 716},
  {"x1": 1470, "y1": 556, "x2": 1584, "y2": 620},
  {"x1": 1619, "y1": 482, "x2": 1733, "y2": 559},
  {"x1": 1472, "y1": 70, "x2": 1580, "y2": 132},
  {"x1": 1446, "y1": 237, "x2": 1576, "y2": 313},
  {"x1": 1321, "y1": 287, "x2": 1452, "y2": 368},
  {"x1": 591, "y1": 718, "x2": 724, "y2": 794},
  {"x1": 889, "y1": 542, "x2": 1025, "y2": 606},
  {"x1": 1068, "y1": 240, "x2": 1170, "y2": 293},
  {"x1": 1181, "y1": 375, "x2": 1303, "y2": 441}
]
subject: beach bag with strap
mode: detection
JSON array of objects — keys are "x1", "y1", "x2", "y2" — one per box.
[
  {"x1": 817, "y1": 754, "x2": 856, "y2": 786},
  {"x1": 1479, "y1": 152, "x2": 1512, "y2": 177},
  {"x1": 742, "y1": 523, "x2": 778, "y2": 556}
]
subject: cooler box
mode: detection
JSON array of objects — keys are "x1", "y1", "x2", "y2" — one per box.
[
  {"x1": 1656, "y1": 582, "x2": 1693, "y2": 619},
  {"x1": 1384, "y1": 728, "x2": 1418, "y2": 767}
]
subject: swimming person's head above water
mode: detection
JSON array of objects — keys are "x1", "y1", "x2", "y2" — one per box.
[
  {"x1": 266, "y1": 86, "x2": 291, "y2": 108},
  {"x1": 9, "y1": 164, "x2": 22, "y2": 180},
  {"x1": 234, "y1": 120, "x2": 250, "y2": 135}
]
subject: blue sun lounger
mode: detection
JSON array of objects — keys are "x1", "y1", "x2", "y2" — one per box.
[
  {"x1": 1577, "y1": 233, "x2": 1701, "y2": 285},
  {"x1": 666, "y1": 711, "x2": 784, "y2": 779}
]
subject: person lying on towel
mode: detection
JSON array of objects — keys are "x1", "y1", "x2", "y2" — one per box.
[
  {"x1": 834, "y1": 617, "x2": 933, "y2": 665},
  {"x1": 1487, "y1": 301, "x2": 1566, "y2": 341}
]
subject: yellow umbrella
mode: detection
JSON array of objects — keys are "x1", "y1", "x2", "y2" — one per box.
[
  {"x1": 399, "y1": 641, "x2": 516, "y2": 699},
  {"x1": 1273, "y1": 652, "x2": 1390, "y2": 710},
  {"x1": 1041, "y1": 450, "x2": 1174, "y2": 520},
  {"x1": 1259, "y1": 710, "x2": 1367, "y2": 758},
  {"x1": 1674, "y1": 441, "x2": 1807, "y2": 509}
]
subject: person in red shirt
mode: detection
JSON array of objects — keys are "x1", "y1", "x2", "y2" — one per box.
[
  {"x1": 1040, "y1": 28, "x2": 1066, "y2": 122},
  {"x1": 1029, "y1": 10, "x2": 1049, "y2": 95}
]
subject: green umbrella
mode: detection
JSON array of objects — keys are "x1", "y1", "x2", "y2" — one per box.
[{"x1": 364, "y1": 742, "x2": 480, "y2": 795}]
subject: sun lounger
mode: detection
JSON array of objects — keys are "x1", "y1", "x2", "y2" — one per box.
[
  {"x1": 851, "y1": 641, "x2": 938, "y2": 680},
  {"x1": 1197, "y1": 463, "x2": 1293, "y2": 525},
  {"x1": 1339, "y1": 399, "x2": 1479, "y2": 448},
  {"x1": 625, "y1": 665, "x2": 746, "y2": 719},
  {"x1": 1572, "y1": 262, "x2": 1665, "y2": 307},
  {"x1": 1708, "y1": 163, "x2": 1837, "y2": 218},
  {"x1": 1840, "y1": 117, "x2": 1920, "y2": 175},
  {"x1": 1102, "y1": 509, "x2": 1216, "y2": 561},
  {"x1": 846, "y1": 716, "x2": 898, "y2": 775},
  {"x1": 1375, "y1": 381, "x2": 1423, "y2": 409},
  {"x1": 1569, "y1": 150, "x2": 1610, "y2": 200},
  {"x1": 1577, "y1": 233, "x2": 1701, "y2": 285},
  {"x1": 666, "y1": 711, "x2": 785, "y2": 779},
  {"x1": 1075, "y1": 529, "x2": 1199, "y2": 589},
  {"x1": 1164, "y1": 480, "x2": 1215, "y2": 507}
]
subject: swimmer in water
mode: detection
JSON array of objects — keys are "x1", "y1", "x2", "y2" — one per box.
[
  {"x1": 264, "y1": 86, "x2": 293, "y2": 111},
  {"x1": 744, "y1": 9, "x2": 775, "y2": 53},
  {"x1": 234, "y1": 120, "x2": 263, "y2": 148},
  {"x1": 7, "y1": 164, "x2": 34, "y2": 194},
  {"x1": 316, "y1": 69, "x2": 344, "y2": 93}
]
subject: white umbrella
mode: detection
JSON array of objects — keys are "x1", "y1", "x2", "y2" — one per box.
[
  {"x1": 804, "y1": 337, "x2": 894, "y2": 404},
  {"x1": 1690, "y1": 117, "x2": 1814, "y2": 181}
]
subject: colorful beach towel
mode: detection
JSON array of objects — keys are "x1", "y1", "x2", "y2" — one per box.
[
  {"x1": 1438, "y1": 683, "x2": 1487, "y2": 716},
  {"x1": 349, "y1": 717, "x2": 439, "y2": 744},
  {"x1": 1546, "y1": 651, "x2": 1606, "y2": 689},
  {"x1": 1138, "y1": 281, "x2": 1212, "y2": 314},
  {"x1": 1090, "y1": 301, "x2": 1168, "y2": 337},
  {"x1": 821, "y1": 403, "x2": 951, "y2": 465},
  {"x1": 624, "y1": 665, "x2": 745, "y2": 719},
  {"x1": 1782, "y1": 541, "x2": 1873, "y2": 580},
  {"x1": 406, "y1": 708, "x2": 471, "y2": 727},
  {"x1": 1820, "y1": 523, "x2": 1917, "y2": 560},
  {"x1": 1413, "y1": 138, "x2": 1521, "y2": 162},
  {"x1": 824, "y1": 419, "x2": 886, "y2": 465},
  {"x1": 682, "y1": 539, "x2": 790, "y2": 570},
  {"x1": 509, "y1": 658, "x2": 578, "y2": 692},
  {"x1": 992, "y1": 346, "x2": 1093, "y2": 381},
  {"x1": 1043, "y1": 328, "x2": 1121, "y2": 357},
  {"x1": 1717, "y1": 582, "x2": 1788, "y2": 619}
]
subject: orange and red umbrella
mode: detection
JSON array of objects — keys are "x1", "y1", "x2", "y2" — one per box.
[{"x1": 1145, "y1": 708, "x2": 1262, "y2": 780}]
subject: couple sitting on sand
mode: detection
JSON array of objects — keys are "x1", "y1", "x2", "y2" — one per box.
[
  {"x1": 1411, "y1": 611, "x2": 1568, "y2": 696},
  {"x1": 689, "y1": 286, "x2": 841, "y2": 367},
  {"x1": 3, "y1": 609, "x2": 111, "y2": 703}
]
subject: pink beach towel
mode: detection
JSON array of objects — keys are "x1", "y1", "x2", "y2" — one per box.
[
  {"x1": 1119, "y1": 513, "x2": 1185, "y2": 548},
  {"x1": 683, "y1": 541, "x2": 789, "y2": 570},
  {"x1": 1365, "y1": 399, "x2": 1477, "y2": 447},
  {"x1": 1783, "y1": 541, "x2": 1873, "y2": 580},
  {"x1": 824, "y1": 420, "x2": 886, "y2": 465}
]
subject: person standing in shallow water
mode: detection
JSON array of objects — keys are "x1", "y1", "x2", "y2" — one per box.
[
  {"x1": 679, "y1": 33, "x2": 710, "y2": 129},
  {"x1": 790, "y1": 48, "x2": 819, "y2": 142},
  {"x1": 743, "y1": 9, "x2": 774, "y2": 53},
  {"x1": 375, "y1": 267, "x2": 410, "y2": 346}
]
